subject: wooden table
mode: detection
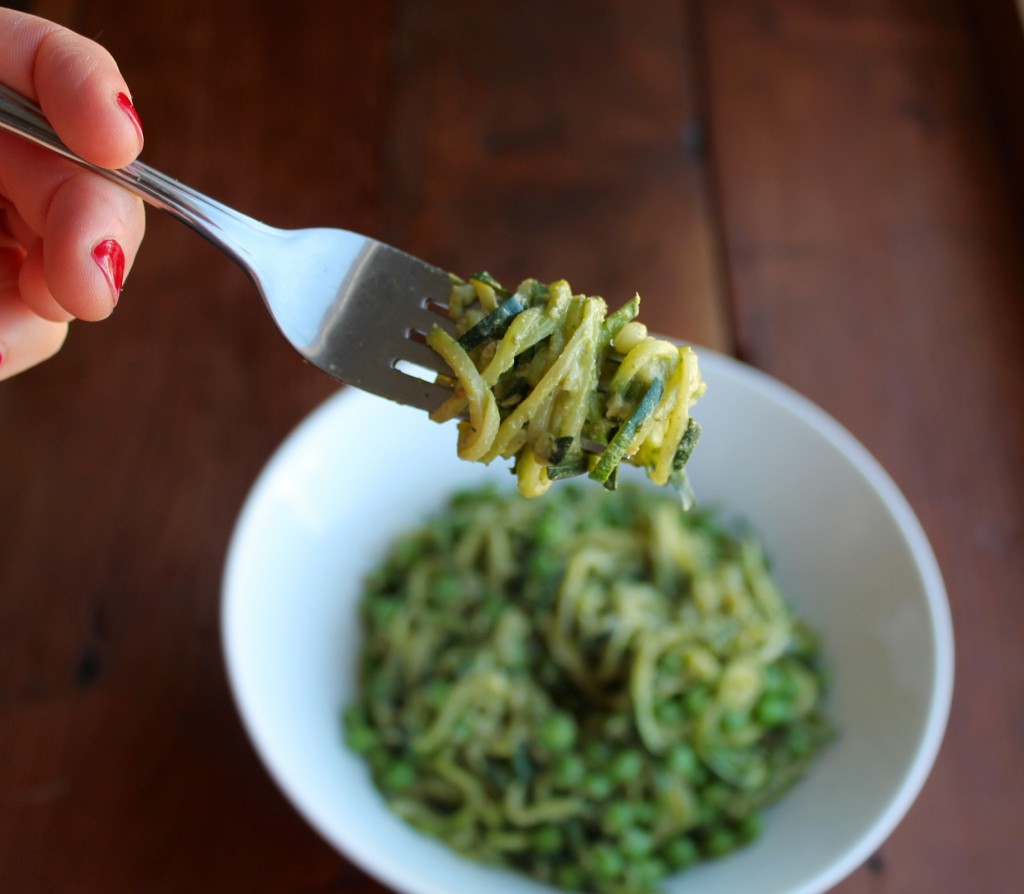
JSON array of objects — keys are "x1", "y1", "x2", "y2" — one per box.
[{"x1": 2, "y1": 1, "x2": 1022, "y2": 890}]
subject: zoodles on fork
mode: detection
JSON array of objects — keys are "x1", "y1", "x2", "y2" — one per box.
[{"x1": 427, "y1": 274, "x2": 706, "y2": 499}]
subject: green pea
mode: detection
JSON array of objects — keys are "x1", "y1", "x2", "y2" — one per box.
[
  {"x1": 344, "y1": 724, "x2": 376, "y2": 754},
  {"x1": 365, "y1": 597, "x2": 399, "y2": 628},
  {"x1": 479, "y1": 592, "x2": 505, "y2": 623},
  {"x1": 697, "y1": 783, "x2": 731, "y2": 825},
  {"x1": 786, "y1": 724, "x2": 813, "y2": 757},
  {"x1": 529, "y1": 552, "x2": 561, "y2": 579},
  {"x1": 720, "y1": 710, "x2": 749, "y2": 733},
  {"x1": 539, "y1": 712, "x2": 577, "y2": 753},
  {"x1": 381, "y1": 760, "x2": 416, "y2": 793},
  {"x1": 701, "y1": 781, "x2": 731, "y2": 809},
  {"x1": 423, "y1": 680, "x2": 452, "y2": 708},
  {"x1": 584, "y1": 772, "x2": 614, "y2": 801},
  {"x1": 610, "y1": 749, "x2": 645, "y2": 783},
  {"x1": 762, "y1": 664, "x2": 793, "y2": 696},
  {"x1": 655, "y1": 700, "x2": 685, "y2": 725},
  {"x1": 342, "y1": 703, "x2": 367, "y2": 728},
  {"x1": 432, "y1": 570, "x2": 461, "y2": 604},
  {"x1": 660, "y1": 652, "x2": 684, "y2": 675},
  {"x1": 554, "y1": 864, "x2": 585, "y2": 890},
  {"x1": 601, "y1": 800, "x2": 635, "y2": 834},
  {"x1": 662, "y1": 835, "x2": 699, "y2": 869},
  {"x1": 633, "y1": 801, "x2": 656, "y2": 826},
  {"x1": 737, "y1": 812, "x2": 763, "y2": 842},
  {"x1": 684, "y1": 686, "x2": 711, "y2": 715},
  {"x1": 665, "y1": 743, "x2": 699, "y2": 778},
  {"x1": 628, "y1": 856, "x2": 667, "y2": 889},
  {"x1": 533, "y1": 824, "x2": 564, "y2": 855},
  {"x1": 702, "y1": 825, "x2": 738, "y2": 858},
  {"x1": 390, "y1": 537, "x2": 421, "y2": 568},
  {"x1": 620, "y1": 826, "x2": 653, "y2": 858},
  {"x1": 590, "y1": 845, "x2": 625, "y2": 880},
  {"x1": 755, "y1": 694, "x2": 791, "y2": 726},
  {"x1": 535, "y1": 515, "x2": 564, "y2": 544},
  {"x1": 554, "y1": 754, "x2": 586, "y2": 788}
]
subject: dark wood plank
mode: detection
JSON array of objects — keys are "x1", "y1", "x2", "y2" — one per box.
[
  {"x1": 966, "y1": 0, "x2": 1024, "y2": 201},
  {"x1": 380, "y1": 0, "x2": 731, "y2": 348},
  {"x1": 0, "y1": 1, "x2": 724, "y2": 891},
  {"x1": 702, "y1": 1, "x2": 1024, "y2": 891}
]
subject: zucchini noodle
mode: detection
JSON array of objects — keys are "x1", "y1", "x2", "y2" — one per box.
[
  {"x1": 427, "y1": 274, "x2": 707, "y2": 499},
  {"x1": 344, "y1": 484, "x2": 833, "y2": 894}
]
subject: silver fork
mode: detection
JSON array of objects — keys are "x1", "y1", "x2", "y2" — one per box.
[{"x1": 0, "y1": 84, "x2": 454, "y2": 411}]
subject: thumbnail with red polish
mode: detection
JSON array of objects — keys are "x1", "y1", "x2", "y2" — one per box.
[
  {"x1": 116, "y1": 92, "x2": 143, "y2": 138},
  {"x1": 92, "y1": 238, "x2": 125, "y2": 302}
]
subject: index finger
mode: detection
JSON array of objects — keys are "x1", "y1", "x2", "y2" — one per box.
[{"x1": 0, "y1": 9, "x2": 143, "y2": 169}]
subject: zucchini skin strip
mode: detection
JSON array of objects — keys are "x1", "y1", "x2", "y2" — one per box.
[
  {"x1": 672, "y1": 418, "x2": 702, "y2": 470},
  {"x1": 458, "y1": 294, "x2": 528, "y2": 350},
  {"x1": 589, "y1": 378, "x2": 665, "y2": 485}
]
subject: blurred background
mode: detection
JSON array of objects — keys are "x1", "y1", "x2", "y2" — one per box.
[{"x1": 1, "y1": 0, "x2": 1022, "y2": 891}]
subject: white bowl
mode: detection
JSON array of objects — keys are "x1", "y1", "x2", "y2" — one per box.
[{"x1": 222, "y1": 349, "x2": 953, "y2": 894}]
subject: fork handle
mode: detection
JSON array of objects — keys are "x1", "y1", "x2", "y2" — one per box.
[{"x1": 0, "y1": 84, "x2": 272, "y2": 269}]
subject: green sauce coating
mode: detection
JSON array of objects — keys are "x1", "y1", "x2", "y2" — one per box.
[{"x1": 345, "y1": 483, "x2": 833, "y2": 893}]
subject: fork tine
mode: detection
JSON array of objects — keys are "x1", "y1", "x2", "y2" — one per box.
[
  {"x1": 404, "y1": 303, "x2": 455, "y2": 336},
  {"x1": 396, "y1": 336, "x2": 456, "y2": 377},
  {"x1": 368, "y1": 365, "x2": 453, "y2": 413}
]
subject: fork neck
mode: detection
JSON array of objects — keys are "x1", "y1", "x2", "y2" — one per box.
[
  {"x1": 0, "y1": 83, "x2": 277, "y2": 271},
  {"x1": 113, "y1": 160, "x2": 279, "y2": 267}
]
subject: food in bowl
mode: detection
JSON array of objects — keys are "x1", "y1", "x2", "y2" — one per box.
[
  {"x1": 427, "y1": 274, "x2": 705, "y2": 499},
  {"x1": 222, "y1": 351, "x2": 953, "y2": 894},
  {"x1": 343, "y1": 482, "x2": 833, "y2": 894}
]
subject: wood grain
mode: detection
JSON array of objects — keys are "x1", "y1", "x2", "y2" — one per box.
[
  {"x1": 378, "y1": 0, "x2": 731, "y2": 348},
  {"x1": 967, "y1": 0, "x2": 1024, "y2": 200},
  {"x1": 1, "y1": 0, "x2": 1022, "y2": 891},
  {"x1": 702, "y1": 1, "x2": 1024, "y2": 891}
]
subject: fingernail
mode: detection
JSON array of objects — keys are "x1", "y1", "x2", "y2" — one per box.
[
  {"x1": 116, "y1": 92, "x2": 143, "y2": 139},
  {"x1": 92, "y1": 238, "x2": 125, "y2": 303}
]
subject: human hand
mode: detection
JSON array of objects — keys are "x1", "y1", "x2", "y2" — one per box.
[{"x1": 0, "y1": 9, "x2": 145, "y2": 381}]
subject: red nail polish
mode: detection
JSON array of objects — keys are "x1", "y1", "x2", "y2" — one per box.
[
  {"x1": 92, "y1": 238, "x2": 125, "y2": 302},
  {"x1": 116, "y1": 92, "x2": 143, "y2": 138}
]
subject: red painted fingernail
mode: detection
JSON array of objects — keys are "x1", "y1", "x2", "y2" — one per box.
[
  {"x1": 116, "y1": 92, "x2": 143, "y2": 139},
  {"x1": 92, "y1": 238, "x2": 125, "y2": 303}
]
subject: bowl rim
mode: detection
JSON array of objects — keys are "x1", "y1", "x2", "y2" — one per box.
[
  {"x1": 221, "y1": 347, "x2": 955, "y2": 894},
  {"x1": 707, "y1": 353, "x2": 955, "y2": 893}
]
